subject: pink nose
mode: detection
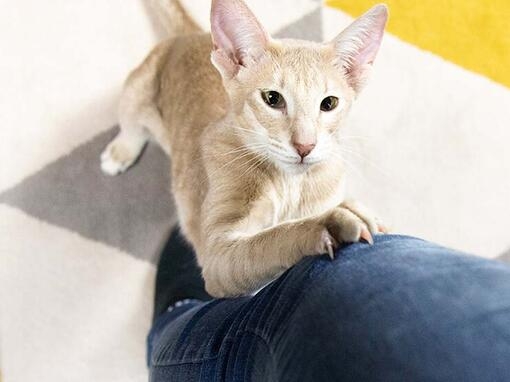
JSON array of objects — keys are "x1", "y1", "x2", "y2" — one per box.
[{"x1": 293, "y1": 142, "x2": 316, "y2": 158}]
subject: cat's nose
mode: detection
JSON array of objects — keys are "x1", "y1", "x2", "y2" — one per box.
[{"x1": 293, "y1": 142, "x2": 316, "y2": 159}]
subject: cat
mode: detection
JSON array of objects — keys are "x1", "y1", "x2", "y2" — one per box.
[{"x1": 100, "y1": 0, "x2": 388, "y2": 297}]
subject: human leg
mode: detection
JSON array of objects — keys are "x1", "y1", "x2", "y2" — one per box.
[{"x1": 149, "y1": 232, "x2": 510, "y2": 381}]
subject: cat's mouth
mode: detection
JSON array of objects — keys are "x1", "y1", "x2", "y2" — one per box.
[
  {"x1": 275, "y1": 157, "x2": 321, "y2": 173},
  {"x1": 265, "y1": 145, "x2": 323, "y2": 171},
  {"x1": 297, "y1": 154, "x2": 323, "y2": 166}
]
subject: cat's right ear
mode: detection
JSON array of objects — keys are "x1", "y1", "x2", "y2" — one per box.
[{"x1": 210, "y1": 0, "x2": 270, "y2": 79}]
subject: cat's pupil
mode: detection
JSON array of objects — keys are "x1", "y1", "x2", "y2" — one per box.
[
  {"x1": 267, "y1": 92, "x2": 278, "y2": 104},
  {"x1": 262, "y1": 90, "x2": 285, "y2": 108},
  {"x1": 320, "y1": 96, "x2": 339, "y2": 112}
]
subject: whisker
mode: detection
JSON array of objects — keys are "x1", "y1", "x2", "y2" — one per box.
[
  {"x1": 219, "y1": 144, "x2": 267, "y2": 157},
  {"x1": 238, "y1": 154, "x2": 269, "y2": 179},
  {"x1": 232, "y1": 127, "x2": 287, "y2": 150},
  {"x1": 330, "y1": 151, "x2": 369, "y2": 185},
  {"x1": 339, "y1": 135, "x2": 373, "y2": 141},
  {"x1": 232, "y1": 126, "x2": 267, "y2": 138},
  {"x1": 338, "y1": 146, "x2": 392, "y2": 180},
  {"x1": 199, "y1": 149, "x2": 264, "y2": 188}
]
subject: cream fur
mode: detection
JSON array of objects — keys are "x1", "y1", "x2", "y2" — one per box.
[{"x1": 101, "y1": 0, "x2": 388, "y2": 297}]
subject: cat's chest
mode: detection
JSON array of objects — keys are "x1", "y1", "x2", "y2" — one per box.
[
  {"x1": 267, "y1": 174, "x2": 345, "y2": 225},
  {"x1": 271, "y1": 178, "x2": 303, "y2": 220}
]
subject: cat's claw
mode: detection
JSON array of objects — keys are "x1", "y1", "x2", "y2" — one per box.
[
  {"x1": 320, "y1": 229, "x2": 337, "y2": 260},
  {"x1": 377, "y1": 223, "x2": 389, "y2": 234},
  {"x1": 326, "y1": 239, "x2": 335, "y2": 260},
  {"x1": 360, "y1": 227, "x2": 374, "y2": 245}
]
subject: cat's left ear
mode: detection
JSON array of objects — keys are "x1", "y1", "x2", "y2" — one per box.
[
  {"x1": 210, "y1": 0, "x2": 270, "y2": 79},
  {"x1": 330, "y1": 4, "x2": 388, "y2": 92}
]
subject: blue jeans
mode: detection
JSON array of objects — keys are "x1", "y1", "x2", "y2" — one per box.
[{"x1": 147, "y1": 235, "x2": 510, "y2": 381}]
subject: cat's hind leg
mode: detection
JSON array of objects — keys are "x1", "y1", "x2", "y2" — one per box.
[
  {"x1": 101, "y1": 49, "x2": 166, "y2": 175},
  {"x1": 101, "y1": 100, "x2": 169, "y2": 175},
  {"x1": 100, "y1": 122, "x2": 149, "y2": 176}
]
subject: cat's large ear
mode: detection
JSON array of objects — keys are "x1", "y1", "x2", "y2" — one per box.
[
  {"x1": 331, "y1": 4, "x2": 388, "y2": 92},
  {"x1": 210, "y1": 0, "x2": 270, "y2": 79}
]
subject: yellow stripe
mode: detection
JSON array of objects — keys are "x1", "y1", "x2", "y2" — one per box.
[{"x1": 326, "y1": 0, "x2": 510, "y2": 88}]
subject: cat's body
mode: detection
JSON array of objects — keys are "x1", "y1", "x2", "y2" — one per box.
[{"x1": 101, "y1": 0, "x2": 388, "y2": 297}]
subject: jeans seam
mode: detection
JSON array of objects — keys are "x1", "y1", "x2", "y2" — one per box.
[
  {"x1": 270, "y1": 259, "x2": 322, "y2": 349},
  {"x1": 243, "y1": 329, "x2": 277, "y2": 375},
  {"x1": 150, "y1": 356, "x2": 219, "y2": 368}
]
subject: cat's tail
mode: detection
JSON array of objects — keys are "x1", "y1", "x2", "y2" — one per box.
[{"x1": 150, "y1": 0, "x2": 202, "y2": 37}]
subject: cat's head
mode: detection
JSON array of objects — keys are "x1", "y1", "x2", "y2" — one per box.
[{"x1": 210, "y1": 0, "x2": 387, "y2": 173}]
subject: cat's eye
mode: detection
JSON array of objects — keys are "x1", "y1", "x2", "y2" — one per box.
[
  {"x1": 261, "y1": 90, "x2": 286, "y2": 109},
  {"x1": 320, "y1": 96, "x2": 339, "y2": 112}
]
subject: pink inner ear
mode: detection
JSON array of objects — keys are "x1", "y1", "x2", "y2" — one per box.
[
  {"x1": 334, "y1": 4, "x2": 388, "y2": 88},
  {"x1": 211, "y1": 5, "x2": 239, "y2": 64},
  {"x1": 210, "y1": 0, "x2": 269, "y2": 69},
  {"x1": 356, "y1": 28, "x2": 385, "y2": 67}
]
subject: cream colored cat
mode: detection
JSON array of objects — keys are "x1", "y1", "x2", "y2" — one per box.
[{"x1": 101, "y1": 0, "x2": 388, "y2": 297}]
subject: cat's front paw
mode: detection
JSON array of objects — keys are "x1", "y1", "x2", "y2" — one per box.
[
  {"x1": 340, "y1": 200, "x2": 388, "y2": 235},
  {"x1": 318, "y1": 203, "x2": 386, "y2": 258}
]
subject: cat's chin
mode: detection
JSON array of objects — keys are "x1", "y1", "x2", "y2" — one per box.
[{"x1": 275, "y1": 160, "x2": 315, "y2": 175}]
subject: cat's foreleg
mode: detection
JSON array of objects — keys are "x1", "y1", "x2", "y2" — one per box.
[{"x1": 201, "y1": 206, "x2": 379, "y2": 297}]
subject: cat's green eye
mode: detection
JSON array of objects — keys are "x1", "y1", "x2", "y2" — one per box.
[
  {"x1": 261, "y1": 90, "x2": 286, "y2": 109},
  {"x1": 320, "y1": 96, "x2": 339, "y2": 112}
]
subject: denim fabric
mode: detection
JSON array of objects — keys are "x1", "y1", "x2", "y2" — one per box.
[{"x1": 148, "y1": 235, "x2": 510, "y2": 381}]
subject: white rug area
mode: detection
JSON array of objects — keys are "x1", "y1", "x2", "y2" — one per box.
[{"x1": 0, "y1": 205, "x2": 154, "y2": 382}]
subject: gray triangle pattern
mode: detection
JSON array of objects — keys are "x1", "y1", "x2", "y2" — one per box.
[
  {"x1": 0, "y1": 128, "x2": 177, "y2": 263},
  {"x1": 274, "y1": 6, "x2": 323, "y2": 42}
]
